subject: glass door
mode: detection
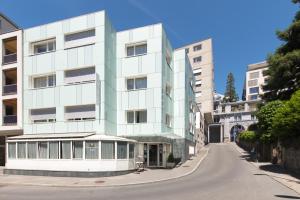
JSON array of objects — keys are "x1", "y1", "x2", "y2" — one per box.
[{"x1": 149, "y1": 144, "x2": 158, "y2": 167}]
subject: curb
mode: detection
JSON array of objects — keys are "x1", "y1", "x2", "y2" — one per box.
[
  {"x1": 0, "y1": 147, "x2": 209, "y2": 188},
  {"x1": 232, "y1": 143, "x2": 300, "y2": 195}
]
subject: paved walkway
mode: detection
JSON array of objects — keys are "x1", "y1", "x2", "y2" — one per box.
[
  {"x1": 0, "y1": 147, "x2": 208, "y2": 187},
  {"x1": 233, "y1": 143, "x2": 300, "y2": 195}
]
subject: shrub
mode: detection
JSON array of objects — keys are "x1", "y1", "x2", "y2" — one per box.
[
  {"x1": 238, "y1": 131, "x2": 257, "y2": 143},
  {"x1": 167, "y1": 153, "x2": 175, "y2": 163}
]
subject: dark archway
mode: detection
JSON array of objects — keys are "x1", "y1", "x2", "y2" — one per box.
[{"x1": 230, "y1": 125, "x2": 245, "y2": 142}]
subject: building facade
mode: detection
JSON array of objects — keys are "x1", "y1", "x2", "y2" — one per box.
[
  {"x1": 243, "y1": 61, "x2": 269, "y2": 101},
  {"x1": 1, "y1": 11, "x2": 199, "y2": 176},
  {"x1": 0, "y1": 13, "x2": 23, "y2": 166}
]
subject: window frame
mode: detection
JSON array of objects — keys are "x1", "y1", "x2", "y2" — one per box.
[
  {"x1": 126, "y1": 110, "x2": 147, "y2": 124},
  {"x1": 32, "y1": 74, "x2": 56, "y2": 89},
  {"x1": 193, "y1": 44, "x2": 202, "y2": 51},
  {"x1": 32, "y1": 39, "x2": 56, "y2": 55},
  {"x1": 126, "y1": 42, "x2": 147, "y2": 57},
  {"x1": 193, "y1": 56, "x2": 202, "y2": 63},
  {"x1": 126, "y1": 76, "x2": 147, "y2": 91}
]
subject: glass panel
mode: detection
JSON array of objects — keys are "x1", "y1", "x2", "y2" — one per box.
[
  {"x1": 65, "y1": 67, "x2": 95, "y2": 78},
  {"x1": 249, "y1": 87, "x2": 259, "y2": 94},
  {"x1": 136, "y1": 110, "x2": 147, "y2": 123},
  {"x1": 193, "y1": 44, "x2": 202, "y2": 51},
  {"x1": 27, "y1": 142, "x2": 37, "y2": 159},
  {"x1": 34, "y1": 76, "x2": 47, "y2": 88},
  {"x1": 65, "y1": 29, "x2": 95, "y2": 42},
  {"x1": 60, "y1": 141, "x2": 71, "y2": 159},
  {"x1": 38, "y1": 142, "x2": 48, "y2": 159},
  {"x1": 127, "y1": 111, "x2": 134, "y2": 124},
  {"x1": 48, "y1": 41, "x2": 55, "y2": 51},
  {"x1": 135, "y1": 44, "x2": 147, "y2": 55},
  {"x1": 73, "y1": 141, "x2": 83, "y2": 159},
  {"x1": 135, "y1": 77, "x2": 147, "y2": 89},
  {"x1": 49, "y1": 141, "x2": 59, "y2": 159},
  {"x1": 126, "y1": 46, "x2": 134, "y2": 57},
  {"x1": 117, "y1": 142, "x2": 127, "y2": 159},
  {"x1": 48, "y1": 75, "x2": 56, "y2": 87},
  {"x1": 126, "y1": 79, "x2": 134, "y2": 90},
  {"x1": 129, "y1": 144, "x2": 134, "y2": 159},
  {"x1": 250, "y1": 71, "x2": 259, "y2": 79},
  {"x1": 85, "y1": 141, "x2": 99, "y2": 159},
  {"x1": 8, "y1": 143, "x2": 16, "y2": 159},
  {"x1": 101, "y1": 141, "x2": 115, "y2": 159},
  {"x1": 17, "y1": 142, "x2": 26, "y2": 159},
  {"x1": 34, "y1": 44, "x2": 47, "y2": 54}
]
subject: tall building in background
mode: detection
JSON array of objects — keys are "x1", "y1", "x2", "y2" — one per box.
[
  {"x1": 0, "y1": 13, "x2": 23, "y2": 166},
  {"x1": 177, "y1": 39, "x2": 214, "y2": 149},
  {"x1": 244, "y1": 61, "x2": 269, "y2": 101}
]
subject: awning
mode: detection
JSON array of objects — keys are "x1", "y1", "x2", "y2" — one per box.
[{"x1": 7, "y1": 132, "x2": 95, "y2": 140}]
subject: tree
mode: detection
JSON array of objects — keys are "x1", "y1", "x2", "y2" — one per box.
[
  {"x1": 272, "y1": 90, "x2": 300, "y2": 147},
  {"x1": 223, "y1": 72, "x2": 239, "y2": 102},
  {"x1": 256, "y1": 100, "x2": 284, "y2": 143},
  {"x1": 263, "y1": 0, "x2": 300, "y2": 101}
]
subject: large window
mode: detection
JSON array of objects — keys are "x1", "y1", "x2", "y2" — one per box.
[
  {"x1": 64, "y1": 67, "x2": 95, "y2": 84},
  {"x1": 126, "y1": 77, "x2": 147, "y2": 90},
  {"x1": 126, "y1": 43, "x2": 147, "y2": 57},
  {"x1": 85, "y1": 141, "x2": 99, "y2": 159},
  {"x1": 101, "y1": 141, "x2": 115, "y2": 159},
  {"x1": 49, "y1": 141, "x2": 59, "y2": 159},
  {"x1": 17, "y1": 142, "x2": 26, "y2": 159},
  {"x1": 27, "y1": 142, "x2": 37, "y2": 159},
  {"x1": 38, "y1": 142, "x2": 48, "y2": 159},
  {"x1": 65, "y1": 29, "x2": 95, "y2": 42},
  {"x1": 193, "y1": 56, "x2": 202, "y2": 63},
  {"x1": 8, "y1": 143, "x2": 16, "y2": 159},
  {"x1": 249, "y1": 87, "x2": 259, "y2": 94},
  {"x1": 33, "y1": 74, "x2": 56, "y2": 89},
  {"x1": 30, "y1": 107, "x2": 56, "y2": 123},
  {"x1": 33, "y1": 39, "x2": 56, "y2": 54},
  {"x1": 60, "y1": 141, "x2": 71, "y2": 159},
  {"x1": 72, "y1": 141, "x2": 83, "y2": 159},
  {"x1": 65, "y1": 104, "x2": 96, "y2": 121},
  {"x1": 117, "y1": 142, "x2": 127, "y2": 159},
  {"x1": 127, "y1": 110, "x2": 147, "y2": 124}
]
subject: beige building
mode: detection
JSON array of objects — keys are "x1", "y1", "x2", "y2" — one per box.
[
  {"x1": 177, "y1": 38, "x2": 214, "y2": 149},
  {"x1": 244, "y1": 61, "x2": 269, "y2": 101}
]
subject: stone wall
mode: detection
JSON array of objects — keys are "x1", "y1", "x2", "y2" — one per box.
[{"x1": 282, "y1": 147, "x2": 300, "y2": 173}]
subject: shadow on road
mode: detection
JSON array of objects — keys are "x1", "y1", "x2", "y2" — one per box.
[
  {"x1": 275, "y1": 194, "x2": 300, "y2": 199},
  {"x1": 259, "y1": 165, "x2": 300, "y2": 183}
]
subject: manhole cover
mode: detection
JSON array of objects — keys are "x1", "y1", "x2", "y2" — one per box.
[{"x1": 95, "y1": 180, "x2": 105, "y2": 184}]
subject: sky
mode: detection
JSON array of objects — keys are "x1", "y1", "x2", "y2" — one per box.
[{"x1": 0, "y1": 0, "x2": 298, "y2": 97}]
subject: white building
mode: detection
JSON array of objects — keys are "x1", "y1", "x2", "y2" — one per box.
[{"x1": 2, "y1": 11, "x2": 199, "y2": 176}]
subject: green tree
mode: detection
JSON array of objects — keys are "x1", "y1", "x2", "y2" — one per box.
[
  {"x1": 256, "y1": 101, "x2": 284, "y2": 143},
  {"x1": 223, "y1": 72, "x2": 239, "y2": 102},
  {"x1": 272, "y1": 90, "x2": 300, "y2": 146},
  {"x1": 263, "y1": 0, "x2": 300, "y2": 101}
]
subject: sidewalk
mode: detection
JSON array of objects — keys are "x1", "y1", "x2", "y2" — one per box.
[
  {"x1": 0, "y1": 147, "x2": 208, "y2": 187},
  {"x1": 232, "y1": 143, "x2": 300, "y2": 195}
]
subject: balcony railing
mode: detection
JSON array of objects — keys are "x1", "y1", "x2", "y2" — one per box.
[
  {"x1": 3, "y1": 115, "x2": 17, "y2": 125},
  {"x1": 3, "y1": 84, "x2": 17, "y2": 95},
  {"x1": 3, "y1": 53, "x2": 17, "y2": 65}
]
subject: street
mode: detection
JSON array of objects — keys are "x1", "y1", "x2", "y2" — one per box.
[{"x1": 0, "y1": 143, "x2": 299, "y2": 200}]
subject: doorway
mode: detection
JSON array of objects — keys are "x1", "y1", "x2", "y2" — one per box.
[
  {"x1": 149, "y1": 144, "x2": 158, "y2": 167},
  {"x1": 0, "y1": 137, "x2": 5, "y2": 166}
]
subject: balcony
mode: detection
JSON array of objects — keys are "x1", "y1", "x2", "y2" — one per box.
[
  {"x1": 3, "y1": 69, "x2": 17, "y2": 95},
  {"x1": 3, "y1": 99, "x2": 17, "y2": 126},
  {"x1": 2, "y1": 37, "x2": 17, "y2": 65},
  {"x1": 3, "y1": 115, "x2": 17, "y2": 125}
]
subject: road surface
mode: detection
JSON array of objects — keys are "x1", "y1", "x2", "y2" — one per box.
[{"x1": 0, "y1": 143, "x2": 299, "y2": 200}]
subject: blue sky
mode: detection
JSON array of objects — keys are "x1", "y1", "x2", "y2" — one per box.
[{"x1": 0, "y1": 0, "x2": 297, "y2": 97}]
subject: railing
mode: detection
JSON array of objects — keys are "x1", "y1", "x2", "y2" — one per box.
[
  {"x1": 3, "y1": 115, "x2": 17, "y2": 125},
  {"x1": 3, "y1": 53, "x2": 17, "y2": 65},
  {"x1": 3, "y1": 84, "x2": 17, "y2": 95}
]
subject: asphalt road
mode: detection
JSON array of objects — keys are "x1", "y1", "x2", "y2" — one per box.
[{"x1": 0, "y1": 143, "x2": 299, "y2": 200}]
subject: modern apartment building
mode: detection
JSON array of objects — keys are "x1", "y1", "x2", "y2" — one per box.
[
  {"x1": 0, "y1": 13, "x2": 23, "y2": 166},
  {"x1": 177, "y1": 39, "x2": 214, "y2": 149},
  {"x1": 2, "y1": 11, "x2": 198, "y2": 176},
  {"x1": 243, "y1": 61, "x2": 269, "y2": 101}
]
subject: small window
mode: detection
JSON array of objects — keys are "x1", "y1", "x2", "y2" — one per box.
[
  {"x1": 117, "y1": 142, "x2": 127, "y2": 159},
  {"x1": 101, "y1": 141, "x2": 115, "y2": 159},
  {"x1": 65, "y1": 29, "x2": 95, "y2": 42},
  {"x1": 126, "y1": 110, "x2": 147, "y2": 124},
  {"x1": 193, "y1": 56, "x2": 202, "y2": 63},
  {"x1": 126, "y1": 77, "x2": 147, "y2": 90},
  {"x1": 17, "y1": 142, "x2": 26, "y2": 159},
  {"x1": 33, "y1": 39, "x2": 56, "y2": 54},
  {"x1": 193, "y1": 44, "x2": 202, "y2": 51},
  {"x1": 126, "y1": 43, "x2": 147, "y2": 57},
  {"x1": 195, "y1": 80, "x2": 202, "y2": 87},
  {"x1": 8, "y1": 143, "x2": 16, "y2": 159},
  {"x1": 249, "y1": 95, "x2": 258, "y2": 100},
  {"x1": 33, "y1": 74, "x2": 56, "y2": 89},
  {"x1": 249, "y1": 87, "x2": 259, "y2": 94},
  {"x1": 85, "y1": 141, "x2": 99, "y2": 159}
]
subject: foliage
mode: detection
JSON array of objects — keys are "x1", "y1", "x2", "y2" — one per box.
[
  {"x1": 223, "y1": 72, "x2": 239, "y2": 102},
  {"x1": 167, "y1": 153, "x2": 175, "y2": 163},
  {"x1": 263, "y1": 1, "x2": 300, "y2": 101},
  {"x1": 272, "y1": 90, "x2": 300, "y2": 145},
  {"x1": 256, "y1": 101, "x2": 284, "y2": 143},
  {"x1": 247, "y1": 123, "x2": 258, "y2": 131},
  {"x1": 238, "y1": 131, "x2": 257, "y2": 143}
]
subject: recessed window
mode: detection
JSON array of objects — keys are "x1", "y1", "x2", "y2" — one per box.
[
  {"x1": 65, "y1": 29, "x2": 95, "y2": 42},
  {"x1": 33, "y1": 74, "x2": 56, "y2": 89},
  {"x1": 65, "y1": 104, "x2": 96, "y2": 121},
  {"x1": 30, "y1": 107, "x2": 56, "y2": 123},
  {"x1": 126, "y1": 43, "x2": 147, "y2": 57},
  {"x1": 249, "y1": 87, "x2": 259, "y2": 94},
  {"x1": 195, "y1": 80, "x2": 202, "y2": 87},
  {"x1": 193, "y1": 68, "x2": 202, "y2": 76},
  {"x1": 32, "y1": 39, "x2": 56, "y2": 55},
  {"x1": 193, "y1": 56, "x2": 202, "y2": 63},
  {"x1": 126, "y1": 110, "x2": 147, "y2": 124},
  {"x1": 64, "y1": 67, "x2": 95, "y2": 84},
  {"x1": 126, "y1": 77, "x2": 147, "y2": 90},
  {"x1": 193, "y1": 44, "x2": 202, "y2": 51}
]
